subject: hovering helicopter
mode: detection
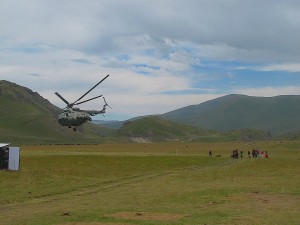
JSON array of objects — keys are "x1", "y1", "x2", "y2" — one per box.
[{"x1": 55, "y1": 74, "x2": 110, "y2": 131}]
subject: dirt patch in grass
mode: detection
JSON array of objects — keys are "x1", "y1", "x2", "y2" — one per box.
[
  {"x1": 57, "y1": 223, "x2": 131, "y2": 225},
  {"x1": 109, "y1": 211, "x2": 188, "y2": 221},
  {"x1": 250, "y1": 192, "x2": 300, "y2": 207}
]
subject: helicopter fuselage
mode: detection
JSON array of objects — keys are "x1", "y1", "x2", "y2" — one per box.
[{"x1": 58, "y1": 109, "x2": 91, "y2": 127}]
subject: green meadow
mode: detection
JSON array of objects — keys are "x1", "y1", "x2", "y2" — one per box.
[{"x1": 0, "y1": 141, "x2": 299, "y2": 225}]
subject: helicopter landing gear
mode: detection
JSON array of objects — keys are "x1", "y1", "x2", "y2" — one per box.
[{"x1": 67, "y1": 126, "x2": 77, "y2": 131}]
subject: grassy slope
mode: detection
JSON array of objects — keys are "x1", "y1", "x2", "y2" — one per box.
[
  {"x1": 0, "y1": 80, "x2": 115, "y2": 144},
  {"x1": 116, "y1": 116, "x2": 216, "y2": 140},
  {"x1": 0, "y1": 141, "x2": 299, "y2": 225},
  {"x1": 277, "y1": 130, "x2": 300, "y2": 140},
  {"x1": 1, "y1": 81, "x2": 297, "y2": 143},
  {"x1": 162, "y1": 94, "x2": 300, "y2": 136},
  {"x1": 116, "y1": 116, "x2": 273, "y2": 142}
]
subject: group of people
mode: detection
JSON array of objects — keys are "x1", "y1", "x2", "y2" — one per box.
[
  {"x1": 208, "y1": 148, "x2": 269, "y2": 159},
  {"x1": 233, "y1": 148, "x2": 269, "y2": 159}
]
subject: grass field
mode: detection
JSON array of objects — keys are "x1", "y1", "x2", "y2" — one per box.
[{"x1": 0, "y1": 141, "x2": 299, "y2": 225}]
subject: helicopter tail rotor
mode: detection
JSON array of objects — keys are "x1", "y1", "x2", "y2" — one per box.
[{"x1": 103, "y1": 97, "x2": 112, "y2": 109}]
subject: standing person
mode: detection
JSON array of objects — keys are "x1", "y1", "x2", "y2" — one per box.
[
  {"x1": 255, "y1": 150, "x2": 259, "y2": 158},
  {"x1": 248, "y1": 150, "x2": 251, "y2": 158},
  {"x1": 209, "y1": 150, "x2": 212, "y2": 156},
  {"x1": 252, "y1": 149, "x2": 255, "y2": 158},
  {"x1": 240, "y1": 150, "x2": 243, "y2": 159},
  {"x1": 232, "y1": 149, "x2": 239, "y2": 159},
  {"x1": 265, "y1": 150, "x2": 269, "y2": 158}
]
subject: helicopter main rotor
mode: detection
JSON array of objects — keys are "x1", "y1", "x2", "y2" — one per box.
[
  {"x1": 72, "y1": 74, "x2": 109, "y2": 106},
  {"x1": 55, "y1": 74, "x2": 109, "y2": 109}
]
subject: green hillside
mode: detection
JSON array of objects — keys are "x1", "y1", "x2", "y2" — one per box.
[
  {"x1": 115, "y1": 116, "x2": 273, "y2": 142},
  {"x1": 117, "y1": 116, "x2": 220, "y2": 141},
  {"x1": 0, "y1": 80, "x2": 115, "y2": 144},
  {"x1": 1, "y1": 81, "x2": 296, "y2": 143},
  {"x1": 277, "y1": 130, "x2": 300, "y2": 140},
  {"x1": 161, "y1": 94, "x2": 300, "y2": 136}
]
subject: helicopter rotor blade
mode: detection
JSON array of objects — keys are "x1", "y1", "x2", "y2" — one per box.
[
  {"x1": 72, "y1": 74, "x2": 109, "y2": 105},
  {"x1": 22, "y1": 115, "x2": 47, "y2": 125},
  {"x1": 73, "y1": 95, "x2": 103, "y2": 106},
  {"x1": 103, "y1": 97, "x2": 112, "y2": 109},
  {"x1": 55, "y1": 92, "x2": 70, "y2": 106}
]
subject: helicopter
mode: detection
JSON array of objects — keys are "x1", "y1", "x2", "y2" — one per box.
[{"x1": 55, "y1": 74, "x2": 110, "y2": 131}]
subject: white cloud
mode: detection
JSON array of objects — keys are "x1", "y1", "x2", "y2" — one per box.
[
  {"x1": 2, "y1": 0, "x2": 300, "y2": 61},
  {"x1": 1, "y1": 0, "x2": 300, "y2": 120},
  {"x1": 256, "y1": 63, "x2": 300, "y2": 72},
  {"x1": 233, "y1": 86, "x2": 300, "y2": 97}
]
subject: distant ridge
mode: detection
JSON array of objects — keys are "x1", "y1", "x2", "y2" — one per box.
[
  {"x1": 1, "y1": 80, "x2": 299, "y2": 143},
  {"x1": 161, "y1": 94, "x2": 300, "y2": 136},
  {"x1": 116, "y1": 116, "x2": 216, "y2": 141}
]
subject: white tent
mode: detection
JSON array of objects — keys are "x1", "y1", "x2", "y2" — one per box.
[
  {"x1": 0, "y1": 143, "x2": 10, "y2": 148},
  {"x1": 0, "y1": 143, "x2": 20, "y2": 171},
  {"x1": 8, "y1": 147, "x2": 20, "y2": 170}
]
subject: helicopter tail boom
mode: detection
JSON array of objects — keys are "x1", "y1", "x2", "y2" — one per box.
[
  {"x1": 80, "y1": 109, "x2": 105, "y2": 116},
  {"x1": 78, "y1": 97, "x2": 111, "y2": 116}
]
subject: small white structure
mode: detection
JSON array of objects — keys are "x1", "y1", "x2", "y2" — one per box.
[{"x1": 0, "y1": 143, "x2": 20, "y2": 171}]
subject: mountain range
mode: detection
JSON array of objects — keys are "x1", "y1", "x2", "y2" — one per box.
[
  {"x1": 1, "y1": 80, "x2": 299, "y2": 144},
  {"x1": 99, "y1": 94, "x2": 300, "y2": 137},
  {"x1": 161, "y1": 94, "x2": 300, "y2": 136}
]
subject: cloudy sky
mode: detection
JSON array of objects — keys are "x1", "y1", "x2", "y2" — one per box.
[{"x1": 1, "y1": 0, "x2": 300, "y2": 120}]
